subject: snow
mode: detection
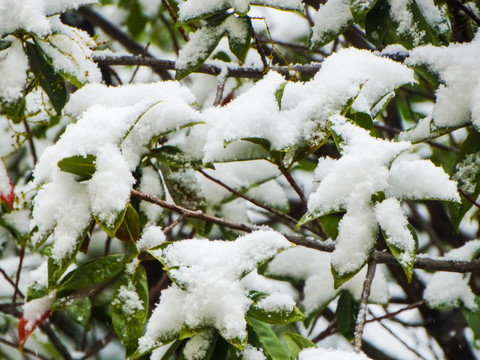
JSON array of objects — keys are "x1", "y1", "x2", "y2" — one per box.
[
  {"x1": 0, "y1": 161, "x2": 11, "y2": 200},
  {"x1": 299, "y1": 348, "x2": 371, "y2": 360},
  {"x1": 139, "y1": 230, "x2": 291, "y2": 353},
  {"x1": 389, "y1": 0, "x2": 425, "y2": 47},
  {"x1": 182, "y1": 330, "x2": 215, "y2": 360},
  {"x1": 137, "y1": 226, "x2": 166, "y2": 252},
  {"x1": 23, "y1": 291, "x2": 56, "y2": 330},
  {"x1": 424, "y1": 240, "x2": 480, "y2": 310},
  {"x1": 374, "y1": 198, "x2": 415, "y2": 267},
  {"x1": 406, "y1": 36, "x2": 480, "y2": 129},
  {"x1": 138, "y1": 166, "x2": 165, "y2": 225},
  {"x1": 452, "y1": 153, "x2": 480, "y2": 194},
  {"x1": 311, "y1": 0, "x2": 352, "y2": 46},
  {"x1": 0, "y1": 38, "x2": 29, "y2": 102},
  {"x1": 241, "y1": 344, "x2": 266, "y2": 360},
  {"x1": 267, "y1": 247, "x2": 389, "y2": 316},
  {"x1": 0, "y1": 0, "x2": 97, "y2": 37}
]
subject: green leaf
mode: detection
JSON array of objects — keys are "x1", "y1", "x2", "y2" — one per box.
[
  {"x1": 57, "y1": 154, "x2": 96, "y2": 182},
  {"x1": 115, "y1": 203, "x2": 141, "y2": 242},
  {"x1": 319, "y1": 212, "x2": 344, "y2": 239},
  {"x1": 26, "y1": 282, "x2": 48, "y2": 302},
  {"x1": 335, "y1": 291, "x2": 358, "y2": 341},
  {"x1": 275, "y1": 82, "x2": 287, "y2": 110},
  {"x1": 331, "y1": 261, "x2": 365, "y2": 290},
  {"x1": 112, "y1": 265, "x2": 149, "y2": 358},
  {"x1": 97, "y1": 205, "x2": 127, "y2": 238},
  {"x1": 462, "y1": 307, "x2": 480, "y2": 342},
  {"x1": 384, "y1": 224, "x2": 418, "y2": 283},
  {"x1": 126, "y1": 0, "x2": 148, "y2": 37},
  {"x1": 283, "y1": 332, "x2": 316, "y2": 360},
  {"x1": 248, "y1": 303, "x2": 305, "y2": 325},
  {"x1": 247, "y1": 317, "x2": 289, "y2": 360},
  {"x1": 48, "y1": 221, "x2": 93, "y2": 290},
  {"x1": 345, "y1": 108, "x2": 374, "y2": 130},
  {"x1": 25, "y1": 41, "x2": 67, "y2": 115},
  {"x1": 295, "y1": 212, "x2": 316, "y2": 230},
  {"x1": 350, "y1": 0, "x2": 379, "y2": 24},
  {"x1": 66, "y1": 298, "x2": 91, "y2": 329},
  {"x1": 150, "y1": 146, "x2": 207, "y2": 170},
  {"x1": 449, "y1": 129, "x2": 480, "y2": 231},
  {"x1": 0, "y1": 39, "x2": 12, "y2": 51},
  {"x1": 227, "y1": 16, "x2": 252, "y2": 63},
  {"x1": 56, "y1": 254, "x2": 125, "y2": 297},
  {"x1": 161, "y1": 166, "x2": 206, "y2": 211},
  {"x1": 365, "y1": 0, "x2": 392, "y2": 48},
  {"x1": 1, "y1": 97, "x2": 26, "y2": 124},
  {"x1": 175, "y1": 14, "x2": 229, "y2": 80}
]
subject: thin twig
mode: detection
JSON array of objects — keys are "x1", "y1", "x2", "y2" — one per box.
[
  {"x1": 0, "y1": 267, "x2": 24, "y2": 299},
  {"x1": 311, "y1": 319, "x2": 337, "y2": 343},
  {"x1": 280, "y1": 168, "x2": 308, "y2": 207},
  {"x1": 23, "y1": 121, "x2": 37, "y2": 165},
  {"x1": 160, "y1": 0, "x2": 189, "y2": 42},
  {"x1": 162, "y1": 214, "x2": 185, "y2": 235},
  {"x1": 12, "y1": 246, "x2": 25, "y2": 305},
  {"x1": 459, "y1": 188, "x2": 480, "y2": 210},
  {"x1": 213, "y1": 69, "x2": 229, "y2": 106},
  {"x1": 354, "y1": 261, "x2": 377, "y2": 352},
  {"x1": 80, "y1": 330, "x2": 116, "y2": 360},
  {"x1": 0, "y1": 338, "x2": 50, "y2": 360},
  {"x1": 198, "y1": 169, "x2": 326, "y2": 239},
  {"x1": 129, "y1": 43, "x2": 150, "y2": 84},
  {"x1": 375, "y1": 315, "x2": 427, "y2": 359},
  {"x1": 253, "y1": 31, "x2": 269, "y2": 69},
  {"x1": 131, "y1": 189, "x2": 480, "y2": 273},
  {"x1": 366, "y1": 301, "x2": 424, "y2": 323}
]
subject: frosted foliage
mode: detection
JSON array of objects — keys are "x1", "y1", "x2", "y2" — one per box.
[
  {"x1": 424, "y1": 240, "x2": 480, "y2": 310},
  {"x1": 183, "y1": 331, "x2": 215, "y2": 360},
  {"x1": 0, "y1": 0, "x2": 97, "y2": 36},
  {"x1": 308, "y1": 118, "x2": 458, "y2": 276},
  {"x1": 255, "y1": 292, "x2": 295, "y2": 311},
  {"x1": 332, "y1": 207, "x2": 378, "y2": 276},
  {"x1": 386, "y1": 156, "x2": 459, "y2": 201},
  {"x1": 37, "y1": 20, "x2": 101, "y2": 85},
  {"x1": 406, "y1": 36, "x2": 480, "y2": 128},
  {"x1": 242, "y1": 345, "x2": 266, "y2": 360},
  {"x1": 374, "y1": 198, "x2": 415, "y2": 267},
  {"x1": 267, "y1": 247, "x2": 389, "y2": 315},
  {"x1": 87, "y1": 146, "x2": 135, "y2": 226},
  {"x1": 139, "y1": 231, "x2": 291, "y2": 352},
  {"x1": 114, "y1": 285, "x2": 144, "y2": 315},
  {"x1": 415, "y1": 0, "x2": 449, "y2": 33},
  {"x1": 299, "y1": 348, "x2": 371, "y2": 360},
  {"x1": 311, "y1": 0, "x2": 352, "y2": 46},
  {"x1": 32, "y1": 82, "x2": 198, "y2": 264},
  {"x1": 0, "y1": 162, "x2": 11, "y2": 199},
  {"x1": 389, "y1": 0, "x2": 425, "y2": 46},
  {"x1": 0, "y1": 38, "x2": 29, "y2": 101},
  {"x1": 23, "y1": 292, "x2": 56, "y2": 330},
  {"x1": 137, "y1": 226, "x2": 165, "y2": 252},
  {"x1": 453, "y1": 153, "x2": 480, "y2": 194},
  {"x1": 178, "y1": 0, "x2": 303, "y2": 21},
  {"x1": 32, "y1": 174, "x2": 91, "y2": 264}
]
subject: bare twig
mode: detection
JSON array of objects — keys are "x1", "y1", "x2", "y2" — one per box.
[
  {"x1": 354, "y1": 261, "x2": 377, "y2": 352},
  {"x1": 311, "y1": 319, "x2": 337, "y2": 343},
  {"x1": 366, "y1": 301, "x2": 424, "y2": 323},
  {"x1": 93, "y1": 55, "x2": 322, "y2": 79},
  {"x1": 213, "y1": 69, "x2": 229, "y2": 106},
  {"x1": 23, "y1": 121, "x2": 37, "y2": 165},
  {"x1": 0, "y1": 267, "x2": 24, "y2": 299},
  {"x1": 12, "y1": 246, "x2": 25, "y2": 305},
  {"x1": 80, "y1": 330, "x2": 116, "y2": 360},
  {"x1": 280, "y1": 168, "x2": 308, "y2": 207},
  {"x1": 160, "y1": 0, "x2": 189, "y2": 42},
  {"x1": 131, "y1": 189, "x2": 480, "y2": 274},
  {"x1": 162, "y1": 214, "x2": 185, "y2": 235}
]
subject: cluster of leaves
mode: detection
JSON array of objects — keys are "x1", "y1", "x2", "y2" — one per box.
[{"x1": 1, "y1": 0, "x2": 480, "y2": 360}]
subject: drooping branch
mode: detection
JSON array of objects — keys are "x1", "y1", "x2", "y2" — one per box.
[{"x1": 132, "y1": 189, "x2": 480, "y2": 273}]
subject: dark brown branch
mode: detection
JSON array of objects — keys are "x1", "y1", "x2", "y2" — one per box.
[
  {"x1": 459, "y1": 188, "x2": 480, "y2": 210},
  {"x1": 366, "y1": 301, "x2": 424, "y2": 323},
  {"x1": 132, "y1": 189, "x2": 480, "y2": 273},
  {"x1": 93, "y1": 55, "x2": 322, "y2": 79},
  {"x1": 12, "y1": 246, "x2": 25, "y2": 305},
  {"x1": 354, "y1": 261, "x2": 377, "y2": 352},
  {"x1": 162, "y1": 214, "x2": 185, "y2": 235},
  {"x1": 0, "y1": 267, "x2": 24, "y2": 299},
  {"x1": 160, "y1": 0, "x2": 189, "y2": 42},
  {"x1": 198, "y1": 169, "x2": 326, "y2": 238},
  {"x1": 23, "y1": 120, "x2": 37, "y2": 165}
]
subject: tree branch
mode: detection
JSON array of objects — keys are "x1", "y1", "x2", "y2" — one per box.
[
  {"x1": 131, "y1": 189, "x2": 480, "y2": 273},
  {"x1": 354, "y1": 261, "x2": 377, "y2": 352}
]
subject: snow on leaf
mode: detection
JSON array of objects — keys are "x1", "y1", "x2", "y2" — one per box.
[
  {"x1": 267, "y1": 247, "x2": 389, "y2": 317},
  {"x1": 139, "y1": 230, "x2": 291, "y2": 353},
  {"x1": 406, "y1": 36, "x2": 480, "y2": 129},
  {"x1": 19, "y1": 292, "x2": 56, "y2": 348},
  {"x1": 424, "y1": 240, "x2": 480, "y2": 311},
  {"x1": 0, "y1": 38, "x2": 29, "y2": 102},
  {"x1": 0, "y1": 162, "x2": 14, "y2": 210},
  {"x1": 311, "y1": 0, "x2": 353, "y2": 48}
]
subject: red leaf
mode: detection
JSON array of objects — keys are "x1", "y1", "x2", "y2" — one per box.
[
  {"x1": 18, "y1": 310, "x2": 52, "y2": 350},
  {"x1": 0, "y1": 179, "x2": 15, "y2": 210}
]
